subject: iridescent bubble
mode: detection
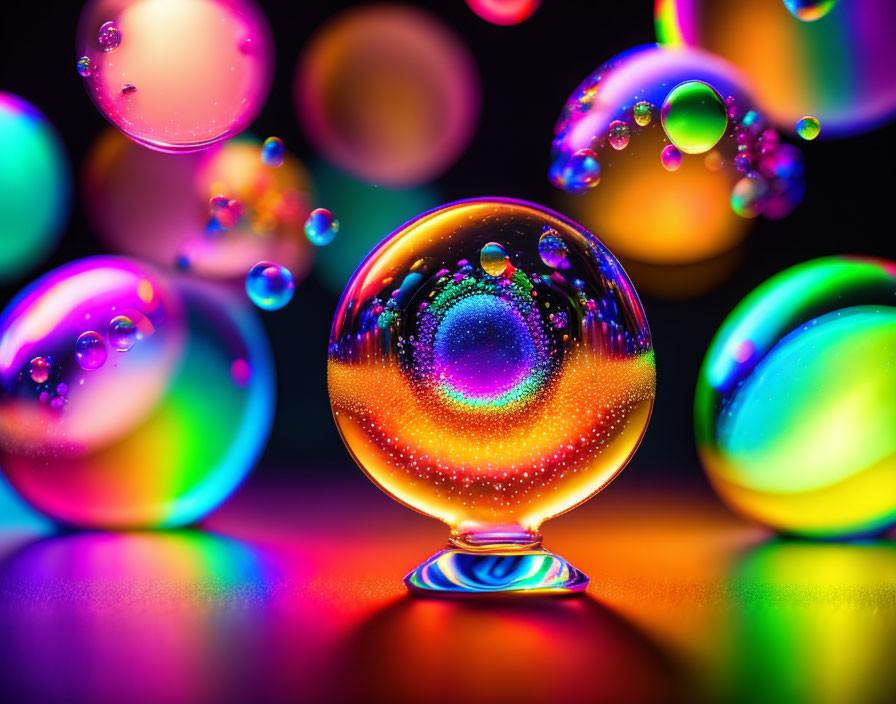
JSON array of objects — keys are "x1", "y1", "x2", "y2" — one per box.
[
  {"x1": 77, "y1": 0, "x2": 274, "y2": 152},
  {"x1": 261, "y1": 136, "x2": 284, "y2": 168},
  {"x1": 75, "y1": 331, "x2": 108, "y2": 371},
  {"x1": 730, "y1": 173, "x2": 769, "y2": 218},
  {"x1": 632, "y1": 100, "x2": 654, "y2": 127},
  {"x1": 109, "y1": 315, "x2": 138, "y2": 351},
  {"x1": 783, "y1": 0, "x2": 838, "y2": 22},
  {"x1": 608, "y1": 120, "x2": 631, "y2": 150},
  {"x1": 77, "y1": 56, "x2": 92, "y2": 77},
  {"x1": 29, "y1": 357, "x2": 51, "y2": 384},
  {"x1": 0, "y1": 256, "x2": 274, "y2": 528},
  {"x1": 553, "y1": 148, "x2": 600, "y2": 192},
  {"x1": 660, "y1": 80, "x2": 728, "y2": 155},
  {"x1": 465, "y1": 0, "x2": 541, "y2": 25},
  {"x1": 660, "y1": 144, "x2": 682, "y2": 171},
  {"x1": 304, "y1": 208, "x2": 339, "y2": 247},
  {"x1": 696, "y1": 256, "x2": 896, "y2": 537},
  {"x1": 480, "y1": 242, "x2": 509, "y2": 277},
  {"x1": 538, "y1": 226, "x2": 569, "y2": 269},
  {"x1": 795, "y1": 115, "x2": 821, "y2": 141},
  {"x1": 246, "y1": 261, "x2": 295, "y2": 310},
  {"x1": 97, "y1": 21, "x2": 121, "y2": 51}
]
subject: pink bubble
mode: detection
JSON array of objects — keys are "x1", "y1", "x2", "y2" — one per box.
[
  {"x1": 465, "y1": 0, "x2": 541, "y2": 25},
  {"x1": 660, "y1": 144, "x2": 683, "y2": 172}
]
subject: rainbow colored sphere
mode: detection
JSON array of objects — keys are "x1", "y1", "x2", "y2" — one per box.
[
  {"x1": 0, "y1": 257, "x2": 274, "y2": 528},
  {"x1": 0, "y1": 93, "x2": 70, "y2": 284},
  {"x1": 328, "y1": 198, "x2": 656, "y2": 544},
  {"x1": 76, "y1": 0, "x2": 273, "y2": 152},
  {"x1": 696, "y1": 256, "x2": 896, "y2": 537},
  {"x1": 656, "y1": 0, "x2": 896, "y2": 136}
]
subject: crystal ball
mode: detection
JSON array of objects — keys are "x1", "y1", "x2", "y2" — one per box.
[
  {"x1": 696, "y1": 256, "x2": 896, "y2": 537},
  {"x1": 0, "y1": 256, "x2": 274, "y2": 528},
  {"x1": 76, "y1": 0, "x2": 273, "y2": 152},
  {"x1": 656, "y1": 0, "x2": 896, "y2": 136},
  {"x1": 328, "y1": 198, "x2": 656, "y2": 543}
]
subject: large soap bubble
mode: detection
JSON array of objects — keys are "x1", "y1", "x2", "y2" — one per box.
[
  {"x1": 550, "y1": 44, "x2": 804, "y2": 298},
  {"x1": 696, "y1": 256, "x2": 896, "y2": 538},
  {"x1": 656, "y1": 0, "x2": 896, "y2": 136},
  {"x1": 0, "y1": 257, "x2": 274, "y2": 528},
  {"x1": 328, "y1": 198, "x2": 655, "y2": 594},
  {"x1": 83, "y1": 130, "x2": 314, "y2": 283},
  {"x1": 0, "y1": 93, "x2": 71, "y2": 284},
  {"x1": 295, "y1": 4, "x2": 480, "y2": 187},
  {"x1": 76, "y1": 0, "x2": 273, "y2": 152}
]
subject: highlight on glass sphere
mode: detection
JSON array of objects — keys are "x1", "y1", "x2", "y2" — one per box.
[
  {"x1": 328, "y1": 198, "x2": 656, "y2": 594},
  {"x1": 304, "y1": 208, "x2": 339, "y2": 247},
  {"x1": 83, "y1": 129, "x2": 314, "y2": 283},
  {"x1": 294, "y1": 4, "x2": 480, "y2": 187},
  {"x1": 0, "y1": 93, "x2": 71, "y2": 284},
  {"x1": 75, "y1": 0, "x2": 274, "y2": 152},
  {"x1": 655, "y1": 0, "x2": 896, "y2": 136},
  {"x1": 0, "y1": 256, "x2": 275, "y2": 528},
  {"x1": 245, "y1": 261, "x2": 294, "y2": 311},
  {"x1": 695, "y1": 256, "x2": 896, "y2": 538},
  {"x1": 465, "y1": 0, "x2": 541, "y2": 25},
  {"x1": 549, "y1": 44, "x2": 804, "y2": 298}
]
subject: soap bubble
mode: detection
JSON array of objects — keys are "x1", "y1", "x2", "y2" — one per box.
[
  {"x1": 538, "y1": 226, "x2": 570, "y2": 269},
  {"x1": 304, "y1": 208, "x2": 339, "y2": 247},
  {"x1": 246, "y1": 262, "x2": 294, "y2": 310},
  {"x1": 783, "y1": 0, "x2": 838, "y2": 21},
  {"x1": 465, "y1": 0, "x2": 541, "y2": 25},
  {"x1": 261, "y1": 137, "x2": 284, "y2": 168},
  {"x1": 29, "y1": 357, "x2": 51, "y2": 384},
  {"x1": 479, "y1": 242, "x2": 509, "y2": 276},
  {"x1": 83, "y1": 130, "x2": 314, "y2": 282},
  {"x1": 656, "y1": 0, "x2": 896, "y2": 136},
  {"x1": 76, "y1": 56, "x2": 92, "y2": 77},
  {"x1": 295, "y1": 5, "x2": 480, "y2": 186},
  {"x1": 795, "y1": 115, "x2": 820, "y2": 140},
  {"x1": 696, "y1": 256, "x2": 896, "y2": 537},
  {"x1": 328, "y1": 197, "x2": 655, "y2": 545},
  {"x1": 75, "y1": 331, "x2": 108, "y2": 371},
  {"x1": 76, "y1": 0, "x2": 274, "y2": 152},
  {"x1": 0, "y1": 256, "x2": 274, "y2": 528},
  {"x1": 109, "y1": 315, "x2": 138, "y2": 351},
  {"x1": 550, "y1": 44, "x2": 804, "y2": 298},
  {"x1": 0, "y1": 93, "x2": 71, "y2": 284}
]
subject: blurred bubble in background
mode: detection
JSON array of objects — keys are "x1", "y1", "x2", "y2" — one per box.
[
  {"x1": 294, "y1": 4, "x2": 480, "y2": 187},
  {"x1": 655, "y1": 0, "x2": 896, "y2": 136},
  {"x1": 76, "y1": 0, "x2": 274, "y2": 152},
  {"x1": 0, "y1": 93, "x2": 71, "y2": 285},
  {"x1": 465, "y1": 0, "x2": 541, "y2": 25},
  {"x1": 0, "y1": 257, "x2": 274, "y2": 528},
  {"x1": 83, "y1": 130, "x2": 314, "y2": 283}
]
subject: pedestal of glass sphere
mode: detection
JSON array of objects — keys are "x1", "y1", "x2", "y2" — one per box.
[{"x1": 327, "y1": 198, "x2": 656, "y2": 595}]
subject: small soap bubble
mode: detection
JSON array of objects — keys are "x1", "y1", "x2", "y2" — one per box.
[
  {"x1": 304, "y1": 208, "x2": 339, "y2": 246},
  {"x1": 246, "y1": 261, "x2": 295, "y2": 310},
  {"x1": 556, "y1": 148, "x2": 600, "y2": 192},
  {"x1": 121, "y1": 84, "x2": 137, "y2": 96},
  {"x1": 538, "y1": 226, "x2": 570, "y2": 269},
  {"x1": 56, "y1": 383, "x2": 68, "y2": 396},
  {"x1": 109, "y1": 315, "x2": 138, "y2": 352},
  {"x1": 795, "y1": 115, "x2": 821, "y2": 140},
  {"x1": 77, "y1": 56, "x2": 92, "y2": 78},
  {"x1": 607, "y1": 120, "x2": 631, "y2": 151},
  {"x1": 97, "y1": 21, "x2": 121, "y2": 52},
  {"x1": 730, "y1": 173, "x2": 769, "y2": 219},
  {"x1": 660, "y1": 144, "x2": 683, "y2": 172},
  {"x1": 632, "y1": 101, "x2": 654, "y2": 127},
  {"x1": 29, "y1": 357, "x2": 51, "y2": 384},
  {"x1": 75, "y1": 331, "x2": 108, "y2": 370},
  {"x1": 261, "y1": 137, "x2": 285, "y2": 168},
  {"x1": 480, "y1": 242, "x2": 509, "y2": 277}
]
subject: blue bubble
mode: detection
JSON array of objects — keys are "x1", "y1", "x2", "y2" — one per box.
[
  {"x1": 246, "y1": 261, "x2": 295, "y2": 310},
  {"x1": 304, "y1": 208, "x2": 339, "y2": 246},
  {"x1": 261, "y1": 137, "x2": 284, "y2": 168}
]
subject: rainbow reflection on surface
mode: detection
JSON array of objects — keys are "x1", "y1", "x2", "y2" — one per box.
[
  {"x1": 76, "y1": 0, "x2": 273, "y2": 152},
  {"x1": 696, "y1": 256, "x2": 896, "y2": 537},
  {"x1": 0, "y1": 257, "x2": 274, "y2": 528},
  {"x1": 295, "y1": 5, "x2": 480, "y2": 187},
  {"x1": 328, "y1": 198, "x2": 655, "y2": 593},
  {"x1": 0, "y1": 93, "x2": 70, "y2": 284},
  {"x1": 550, "y1": 45, "x2": 804, "y2": 297},
  {"x1": 656, "y1": 0, "x2": 896, "y2": 136},
  {"x1": 83, "y1": 130, "x2": 314, "y2": 282}
]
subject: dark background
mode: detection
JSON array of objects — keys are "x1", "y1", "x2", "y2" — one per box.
[{"x1": 1, "y1": 0, "x2": 893, "y2": 486}]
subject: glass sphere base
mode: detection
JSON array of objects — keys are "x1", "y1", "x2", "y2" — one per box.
[{"x1": 404, "y1": 546, "x2": 589, "y2": 597}]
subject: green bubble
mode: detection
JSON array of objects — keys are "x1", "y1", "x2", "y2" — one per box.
[
  {"x1": 660, "y1": 80, "x2": 728, "y2": 155},
  {"x1": 795, "y1": 115, "x2": 821, "y2": 140}
]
